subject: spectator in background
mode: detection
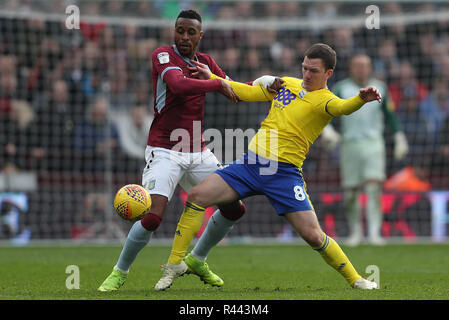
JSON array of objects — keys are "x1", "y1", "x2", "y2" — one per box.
[
  {"x1": 264, "y1": 1, "x2": 282, "y2": 19},
  {"x1": 27, "y1": 37, "x2": 64, "y2": 97},
  {"x1": 78, "y1": 41, "x2": 104, "y2": 99},
  {"x1": 272, "y1": 46, "x2": 297, "y2": 76},
  {"x1": 220, "y1": 47, "x2": 242, "y2": 77},
  {"x1": 437, "y1": 55, "x2": 449, "y2": 87},
  {"x1": 373, "y1": 38, "x2": 400, "y2": 84},
  {"x1": 234, "y1": 1, "x2": 254, "y2": 19},
  {"x1": 397, "y1": 85, "x2": 433, "y2": 171},
  {"x1": 325, "y1": 28, "x2": 356, "y2": 87},
  {"x1": 134, "y1": 0, "x2": 158, "y2": 18},
  {"x1": 114, "y1": 105, "x2": 154, "y2": 172},
  {"x1": 0, "y1": 100, "x2": 34, "y2": 172},
  {"x1": 416, "y1": 31, "x2": 441, "y2": 89},
  {"x1": 0, "y1": 55, "x2": 18, "y2": 112},
  {"x1": 30, "y1": 79, "x2": 78, "y2": 172},
  {"x1": 419, "y1": 78, "x2": 449, "y2": 145},
  {"x1": 243, "y1": 48, "x2": 264, "y2": 79},
  {"x1": 436, "y1": 116, "x2": 449, "y2": 176},
  {"x1": 307, "y1": 2, "x2": 338, "y2": 35},
  {"x1": 73, "y1": 96, "x2": 120, "y2": 173},
  {"x1": 105, "y1": 0, "x2": 125, "y2": 16},
  {"x1": 108, "y1": 52, "x2": 136, "y2": 111},
  {"x1": 389, "y1": 60, "x2": 428, "y2": 110}
]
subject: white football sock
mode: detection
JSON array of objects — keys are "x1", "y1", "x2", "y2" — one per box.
[
  {"x1": 115, "y1": 221, "x2": 152, "y2": 273},
  {"x1": 191, "y1": 210, "x2": 237, "y2": 261}
]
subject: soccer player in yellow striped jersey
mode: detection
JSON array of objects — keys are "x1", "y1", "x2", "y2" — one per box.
[{"x1": 177, "y1": 43, "x2": 380, "y2": 290}]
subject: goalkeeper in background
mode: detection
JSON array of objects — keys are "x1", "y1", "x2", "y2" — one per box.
[
  {"x1": 175, "y1": 43, "x2": 380, "y2": 290},
  {"x1": 321, "y1": 53, "x2": 408, "y2": 246}
]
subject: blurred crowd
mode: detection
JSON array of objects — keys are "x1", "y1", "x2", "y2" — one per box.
[{"x1": 1, "y1": 1, "x2": 449, "y2": 188}]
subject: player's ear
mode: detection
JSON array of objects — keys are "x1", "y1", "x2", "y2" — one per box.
[
  {"x1": 326, "y1": 69, "x2": 334, "y2": 79},
  {"x1": 199, "y1": 30, "x2": 204, "y2": 40}
]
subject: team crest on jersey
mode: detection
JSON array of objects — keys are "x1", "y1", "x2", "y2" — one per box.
[
  {"x1": 148, "y1": 180, "x2": 156, "y2": 190},
  {"x1": 298, "y1": 90, "x2": 307, "y2": 99},
  {"x1": 157, "y1": 52, "x2": 170, "y2": 64}
]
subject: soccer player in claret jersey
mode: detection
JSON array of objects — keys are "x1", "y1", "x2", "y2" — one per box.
[
  {"x1": 98, "y1": 9, "x2": 251, "y2": 292},
  {"x1": 181, "y1": 43, "x2": 379, "y2": 290}
]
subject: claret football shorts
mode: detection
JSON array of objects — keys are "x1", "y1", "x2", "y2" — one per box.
[{"x1": 215, "y1": 151, "x2": 314, "y2": 215}]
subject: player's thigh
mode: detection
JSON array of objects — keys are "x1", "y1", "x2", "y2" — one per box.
[
  {"x1": 142, "y1": 146, "x2": 184, "y2": 203},
  {"x1": 262, "y1": 166, "x2": 314, "y2": 215},
  {"x1": 188, "y1": 173, "x2": 240, "y2": 208},
  {"x1": 340, "y1": 141, "x2": 364, "y2": 188},
  {"x1": 179, "y1": 148, "x2": 221, "y2": 193},
  {"x1": 361, "y1": 139, "x2": 386, "y2": 182},
  {"x1": 284, "y1": 210, "x2": 324, "y2": 247}
]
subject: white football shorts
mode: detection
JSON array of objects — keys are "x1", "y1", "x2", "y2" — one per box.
[{"x1": 141, "y1": 145, "x2": 222, "y2": 200}]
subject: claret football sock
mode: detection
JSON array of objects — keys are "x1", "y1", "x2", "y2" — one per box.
[
  {"x1": 168, "y1": 201, "x2": 205, "y2": 265},
  {"x1": 313, "y1": 234, "x2": 361, "y2": 286},
  {"x1": 115, "y1": 221, "x2": 152, "y2": 273}
]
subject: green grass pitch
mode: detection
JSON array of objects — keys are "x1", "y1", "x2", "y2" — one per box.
[{"x1": 1, "y1": 244, "x2": 448, "y2": 300}]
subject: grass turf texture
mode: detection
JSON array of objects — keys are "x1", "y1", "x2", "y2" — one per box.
[{"x1": 1, "y1": 244, "x2": 448, "y2": 300}]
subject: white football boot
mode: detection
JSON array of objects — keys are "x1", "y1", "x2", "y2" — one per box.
[
  {"x1": 353, "y1": 278, "x2": 379, "y2": 290},
  {"x1": 154, "y1": 261, "x2": 189, "y2": 291}
]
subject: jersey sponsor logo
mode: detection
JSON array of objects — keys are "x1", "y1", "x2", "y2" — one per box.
[
  {"x1": 273, "y1": 86, "x2": 296, "y2": 106},
  {"x1": 157, "y1": 52, "x2": 170, "y2": 64}
]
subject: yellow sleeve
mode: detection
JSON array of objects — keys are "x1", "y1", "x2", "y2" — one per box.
[
  {"x1": 325, "y1": 95, "x2": 366, "y2": 117},
  {"x1": 210, "y1": 73, "x2": 274, "y2": 102}
]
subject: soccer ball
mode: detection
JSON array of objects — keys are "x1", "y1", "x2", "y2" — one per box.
[{"x1": 113, "y1": 184, "x2": 152, "y2": 221}]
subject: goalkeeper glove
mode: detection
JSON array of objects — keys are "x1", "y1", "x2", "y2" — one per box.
[
  {"x1": 394, "y1": 131, "x2": 409, "y2": 161},
  {"x1": 321, "y1": 124, "x2": 341, "y2": 151}
]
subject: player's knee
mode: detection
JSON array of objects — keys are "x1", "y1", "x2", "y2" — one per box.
[
  {"x1": 186, "y1": 186, "x2": 207, "y2": 207},
  {"x1": 140, "y1": 212, "x2": 162, "y2": 231},
  {"x1": 303, "y1": 229, "x2": 325, "y2": 248},
  {"x1": 219, "y1": 201, "x2": 246, "y2": 221}
]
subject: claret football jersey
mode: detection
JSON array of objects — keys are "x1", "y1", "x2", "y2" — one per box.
[{"x1": 149, "y1": 45, "x2": 229, "y2": 152}]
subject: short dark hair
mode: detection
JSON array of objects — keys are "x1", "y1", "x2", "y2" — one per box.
[
  {"x1": 176, "y1": 9, "x2": 202, "y2": 24},
  {"x1": 304, "y1": 43, "x2": 337, "y2": 70}
]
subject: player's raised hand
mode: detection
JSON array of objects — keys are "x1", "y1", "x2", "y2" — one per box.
[
  {"x1": 267, "y1": 77, "x2": 284, "y2": 94},
  {"x1": 252, "y1": 75, "x2": 284, "y2": 94},
  {"x1": 220, "y1": 79, "x2": 240, "y2": 103},
  {"x1": 359, "y1": 86, "x2": 382, "y2": 103},
  {"x1": 187, "y1": 60, "x2": 212, "y2": 80}
]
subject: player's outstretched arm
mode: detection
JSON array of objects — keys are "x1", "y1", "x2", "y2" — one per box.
[
  {"x1": 327, "y1": 86, "x2": 382, "y2": 117},
  {"x1": 188, "y1": 60, "x2": 280, "y2": 102},
  {"x1": 163, "y1": 69, "x2": 223, "y2": 96},
  {"x1": 212, "y1": 74, "x2": 278, "y2": 102}
]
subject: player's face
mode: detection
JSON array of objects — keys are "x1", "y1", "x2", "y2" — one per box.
[
  {"x1": 349, "y1": 55, "x2": 372, "y2": 86},
  {"x1": 301, "y1": 57, "x2": 333, "y2": 91},
  {"x1": 174, "y1": 18, "x2": 203, "y2": 59}
]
